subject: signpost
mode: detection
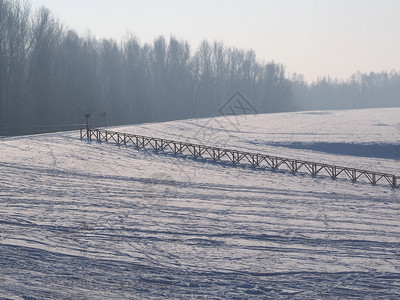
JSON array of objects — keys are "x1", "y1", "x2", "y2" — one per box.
[{"x1": 85, "y1": 113, "x2": 90, "y2": 137}]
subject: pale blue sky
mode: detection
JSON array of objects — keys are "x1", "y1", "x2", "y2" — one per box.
[{"x1": 29, "y1": 0, "x2": 400, "y2": 82}]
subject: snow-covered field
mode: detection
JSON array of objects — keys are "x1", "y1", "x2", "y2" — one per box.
[{"x1": 1, "y1": 108, "x2": 400, "y2": 299}]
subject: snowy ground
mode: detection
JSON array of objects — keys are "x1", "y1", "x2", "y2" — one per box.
[{"x1": 1, "y1": 108, "x2": 400, "y2": 299}]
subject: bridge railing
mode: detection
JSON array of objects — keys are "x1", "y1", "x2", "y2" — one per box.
[{"x1": 81, "y1": 128, "x2": 399, "y2": 189}]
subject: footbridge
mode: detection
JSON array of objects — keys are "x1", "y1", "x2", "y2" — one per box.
[{"x1": 81, "y1": 128, "x2": 399, "y2": 189}]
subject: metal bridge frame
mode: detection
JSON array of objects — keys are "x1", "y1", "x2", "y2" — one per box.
[{"x1": 81, "y1": 128, "x2": 399, "y2": 189}]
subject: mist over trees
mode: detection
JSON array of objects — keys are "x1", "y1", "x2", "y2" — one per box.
[
  {"x1": 1, "y1": 0, "x2": 399, "y2": 135},
  {"x1": 292, "y1": 71, "x2": 400, "y2": 110}
]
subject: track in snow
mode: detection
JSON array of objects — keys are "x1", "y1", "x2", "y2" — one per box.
[{"x1": 1, "y1": 108, "x2": 400, "y2": 299}]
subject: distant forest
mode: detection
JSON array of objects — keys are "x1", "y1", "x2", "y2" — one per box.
[{"x1": 1, "y1": 0, "x2": 399, "y2": 135}]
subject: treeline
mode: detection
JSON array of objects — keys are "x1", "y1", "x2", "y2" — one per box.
[
  {"x1": 1, "y1": 0, "x2": 399, "y2": 135},
  {"x1": 0, "y1": 0, "x2": 293, "y2": 134},
  {"x1": 292, "y1": 71, "x2": 400, "y2": 110}
]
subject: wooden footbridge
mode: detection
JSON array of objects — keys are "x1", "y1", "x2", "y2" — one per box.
[{"x1": 81, "y1": 128, "x2": 399, "y2": 189}]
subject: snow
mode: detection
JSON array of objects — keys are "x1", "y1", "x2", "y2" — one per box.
[{"x1": 0, "y1": 107, "x2": 399, "y2": 299}]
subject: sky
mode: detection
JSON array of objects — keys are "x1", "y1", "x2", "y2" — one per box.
[{"x1": 28, "y1": 0, "x2": 400, "y2": 83}]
